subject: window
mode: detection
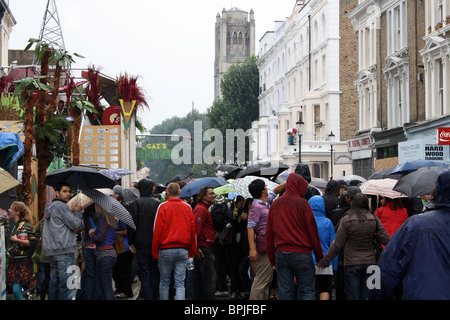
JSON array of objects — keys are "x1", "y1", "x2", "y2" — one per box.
[{"x1": 387, "y1": 1, "x2": 407, "y2": 56}]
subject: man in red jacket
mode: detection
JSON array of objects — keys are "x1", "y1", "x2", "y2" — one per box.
[
  {"x1": 152, "y1": 183, "x2": 196, "y2": 300},
  {"x1": 192, "y1": 185, "x2": 217, "y2": 300},
  {"x1": 266, "y1": 172, "x2": 324, "y2": 300}
]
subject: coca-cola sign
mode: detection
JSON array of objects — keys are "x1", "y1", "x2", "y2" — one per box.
[{"x1": 438, "y1": 128, "x2": 450, "y2": 145}]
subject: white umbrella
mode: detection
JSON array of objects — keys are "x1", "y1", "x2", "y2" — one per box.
[
  {"x1": 229, "y1": 176, "x2": 279, "y2": 199},
  {"x1": 360, "y1": 179, "x2": 408, "y2": 199}
]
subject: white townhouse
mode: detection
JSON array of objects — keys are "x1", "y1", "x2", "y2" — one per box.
[{"x1": 252, "y1": 0, "x2": 351, "y2": 179}]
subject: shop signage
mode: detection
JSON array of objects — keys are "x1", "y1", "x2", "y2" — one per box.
[
  {"x1": 334, "y1": 152, "x2": 353, "y2": 164},
  {"x1": 437, "y1": 127, "x2": 450, "y2": 145},
  {"x1": 347, "y1": 135, "x2": 373, "y2": 152},
  {"x1": 399, "y1": 140, "x2": 449, "y2": 163}
]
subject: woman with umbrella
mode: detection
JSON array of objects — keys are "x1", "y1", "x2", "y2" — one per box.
[{"x1": 89, "y1": 204, "x2": 119, "y2": 300}]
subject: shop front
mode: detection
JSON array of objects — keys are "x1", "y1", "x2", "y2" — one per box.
[
  {"x1": 372, "y1": 127, "x2": 407, "y2": 171},
  {"x1": 399, "y1": 116, "x2": 450, "y2": 165}
]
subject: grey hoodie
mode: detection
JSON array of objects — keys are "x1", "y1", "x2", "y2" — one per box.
[{"x1": 42, "y1": 199, "x2": 82, "y2": 256}]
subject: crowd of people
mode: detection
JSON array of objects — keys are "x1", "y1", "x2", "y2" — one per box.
[{"x1": 3, "y1": 163, "x2": 449, "y2": 300}]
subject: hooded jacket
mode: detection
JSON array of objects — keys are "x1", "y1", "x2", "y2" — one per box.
[
  {"x1": 127, "y1": 179, "x2": 161, "y2": 249},
  {"x1": 294, "y1": 163, "x2": 321, "y2": 200},
  {"x1": 266, "y1": 173, "x2": 324, "y2": 267},
  {"x1": 323, "y1": 180, "x2": 340, "y2": 220},
  {"x1": 308, "y1": 196, "x2": 338, "y2": 270},
  {"x1": 376, "y1": 169, "x2": 450, "y2": 300},
  {"x1": 42, "y1": 199, "x2": 82, "y2": 256}
]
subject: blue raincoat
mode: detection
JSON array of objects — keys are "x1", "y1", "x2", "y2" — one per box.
[
  {"x1": 308, "y1": 196, "x2": 338, "y2": 271},
  {"x1": 376, "y1": 169, "x2": 450, "y2": 300}
]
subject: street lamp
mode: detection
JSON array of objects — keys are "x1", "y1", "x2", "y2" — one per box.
[
  {"x1": 328, "y1": 131, "x2": 336, "y2": 179},
  {"x1": 296, "y1": 120, "x2": 304, "y2": 163}
]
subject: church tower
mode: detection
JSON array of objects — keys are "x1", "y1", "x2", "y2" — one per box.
[{"x1": 214, "y1": 7, "x2": 255, "y2": 100}]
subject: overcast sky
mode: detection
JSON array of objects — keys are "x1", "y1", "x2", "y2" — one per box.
[{"x1": 8, "y1": 0, "x2": 296, "y2": 132}]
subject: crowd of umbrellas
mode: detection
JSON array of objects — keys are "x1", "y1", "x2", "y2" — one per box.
[{"x1": 37, "y1": 159, "x2": 449, "y2": 230}]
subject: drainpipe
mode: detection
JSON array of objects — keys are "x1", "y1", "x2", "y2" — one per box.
[{"x1": 308, "y1": 14, "x2": 311, "y2": 91}]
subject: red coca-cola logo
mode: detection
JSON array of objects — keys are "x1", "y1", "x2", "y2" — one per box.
[{"x1": 438, "y1": 128, "x2": 450, "y2": 145}]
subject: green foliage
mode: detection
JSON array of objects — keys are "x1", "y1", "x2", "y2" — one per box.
[
  {"x1": 34, "y1": 114, "x2": 72, "y2": 163},
  {"x1": 140, "y1": 110, "x2": 216, "y2": 185},
  {"x1": 207, "y1": 55, "x2": 260, "y2": 133}
]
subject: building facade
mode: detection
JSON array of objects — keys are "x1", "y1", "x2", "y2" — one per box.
[
  {"x1": 0, "y1": 0, "x2": 16, "y2": 68},
  {"x1": 214, "y1": 7, "x2": 255, "y2": 100},
  {"x1": 252, "y1": 0, "x2": 352, "y2": 179}
]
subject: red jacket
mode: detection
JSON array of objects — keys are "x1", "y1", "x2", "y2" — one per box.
[
  {"x1": 152, "y1": 198, "x2": 196, "y2": 258},
  {"x1": 193, "y1": 201, "x2": 215, "y2": 248},
  {"x1": 375, "y1": 204, "x2": 408, "y2": 239},
  {"x1": 266, "y1": 173, "x2": 324, "y2": 267}
]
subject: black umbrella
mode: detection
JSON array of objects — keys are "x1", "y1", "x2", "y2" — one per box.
[
  {"x1": 393, "y1": 167, "x2": 448, "y2": 197},
  {"x1": 154, "y1": 183, "x2": 167, "y2": 194},
  {"x1": 369, "y1": 168, "x2": 401, "y2": 180},
  {"x1": 44, "y1": 166, "x2": 115, "y2": 190},
  {"x1": 81, "y1": 188, "x2": 136, "y2": 229},
  {"x1": 216, "y1": 164, "x2": 244, "y2": 180},
  {"x1": 165, "y1": 171, "x2": 193, "y2": 185},
  {"x1": 235, "y1": 162, "x2": 289, "y2": 180}
]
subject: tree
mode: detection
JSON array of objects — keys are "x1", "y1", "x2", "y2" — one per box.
[
  {"x1": 140, "y1": 110, "x2": 216, "y2": 185},
  {"x1": 206, "y1": 55, "x2": 259, "y2": 164}
]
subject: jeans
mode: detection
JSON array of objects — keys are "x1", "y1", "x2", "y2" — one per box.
[
  {"x1": 344, "y1": 264, "x2": 372, "y2": 300},
  {"x1": 136, "y1": 247, "x2": 159, "y2": 300},
  {"x1": 275, "y1": 251, "x2": 316, "y2": 300},
  {"x1": 158, "y1": 248, "x2": 188, "y2": 300},
  {"x1": 77, "y1": 247, "x2": 102, "y2": 300},
  {"x1": 48, "y1": 253, "x2": 76, "y2": 300},
  {"x1": 97, "y1": 255, "x2": 117, "y2": 300},
  {"x1": 193, "y1": 246, "x2": 216, "y2": 300}
]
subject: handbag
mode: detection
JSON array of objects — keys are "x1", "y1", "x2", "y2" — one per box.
[
  {"x1": 373, "y1": 217, "x2": 383, "y2": 261},
  {"x1": 220, "y1": 222, "x2": 233, "y2": 246},
  {"x1": 114, "y1": 234, "x2": 125, "y2": 255}
]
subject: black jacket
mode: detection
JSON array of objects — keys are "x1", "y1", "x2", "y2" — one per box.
[{"x1": 127, "y1": 179, "x2": 161, "y2": 249}]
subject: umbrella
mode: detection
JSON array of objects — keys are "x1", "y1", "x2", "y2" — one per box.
[
  {"x1": 81, "y1": 188, "x2": 136, "y2": 229},
  {"x1": 0, "y1": 167, "x2": 19, "y2": 194},
  {"x1": 0, "y1": 132, "x2": 24, "y2": 170},
  {"x1": 216, "y1": 164, "x2": 244, "y2": 180},
  {"x1": 235, "y1": 162, "x2": 289, "y2": 179},
  {"x1": 310, "y1": 177, "x2": 328, "y2": 189},
  {"x1": 214, "y1": 180, "x2": 235, "y2": 195},
  {"x1": 99, "y1": 168, "x2": 133, "y2": 181},
  {"x1": 286, "y1": 128, "x2": 297, "y2": 134},
  {"x1": 166, "y1": 171, "x2": 193, "y2": 185},
  {"x1": 122, "y1": 187, "x2": 139, "y2": 202},
  {"x1": 44, "y1": 166, "x2": 115, "y2": 190},
  {"x1": 369, "y1": 168, "x2": 401, "y2": 180},
  {"x1": 179, "y1": 177, "x2": 228, "y2": 198},
  {"x1": 229, "y1": 176, "x2": 279, "y2": 199},
  {"x1": 274, "y1": 170, "x2": 291, "y2": 184},
  {"x1": 337, "y1": 175, "x2": 366, "y2": 186},
  {"x1": 389, "y1": 160, "x2": 449, "y2": 175},
  {"x1": 136, "y1": 167, "x2": 150, "y2": 181},
  {"x1": 360, "y1": 179, "x2": 408, "y2": 199},
  {"x1": 393, "y1": 167, "x2": 447, "y2": 197},
  {"x1": 154, "y1": 183, "x2": 167, "y2": 194}
]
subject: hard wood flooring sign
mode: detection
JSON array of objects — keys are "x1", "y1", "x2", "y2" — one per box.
[{"x1": 80, "y1": 125, "x2": 121, "y2": 168}]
